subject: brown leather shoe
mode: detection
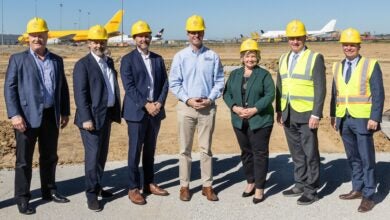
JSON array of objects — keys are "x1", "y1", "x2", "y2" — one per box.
[
  {"x1": 358, "y1": 198, "x2": 375, "y2": 213},
  {"x1": 202, "y1": 186, "x2": 219, "y2": 201},
  {"x1": 144, "y1": 183, "x2": 169, "y2": 196},
  {"x1": 339, "y1": 191, "x2": 362, "y2": 200},
  {"x1": 128, "y1": 189, "x2": 146, "y2": 205},
  {"x1": 179, "y1": 186, "x2": 191, "y2": 201}
]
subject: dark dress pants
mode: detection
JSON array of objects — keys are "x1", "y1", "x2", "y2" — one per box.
[
  {"x1": 340, "y1": 116, "x2": 376, "y2": 199},
  {"x1": 127, "y1": 115, "x2": 161, "y2": 189},
  {"x1": 284, "y1": 120, "x2": 320, "y2": 198},
  {"x1": 80, "y1": 114, "x2": 112, "y2": 201},
  {"x1": 14, "y1": 107, "x2": 59, "y2": 203},
  {"x1": 233, "y1": 119, "x2": 273, "y2": 189}
]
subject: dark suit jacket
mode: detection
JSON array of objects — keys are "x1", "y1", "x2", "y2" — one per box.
[
  {"x1": 73, "y1": 53, "x2": 121, "y2": 130},
  {"x1": 4, "y1": 49, "x2": 70, "y2": 128},
  {"x1": 275, "y1": 48, "x2": 326, "y2": 123},
  {"x1": 330, "y1": 55, "x2": 385, "y2": 133},
  {"x1": 223, "y1": 66, "x2": 275, "y2": 130},
  {"x1": 120, "y1": 49, "x2": 168, "y2": 122}
]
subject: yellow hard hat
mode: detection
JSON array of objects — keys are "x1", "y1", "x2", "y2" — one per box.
[
  {"x1": 286, "y1": 19, "x2": 306, "y2": 37},
  {"x1": 240, "y1": 39, "x2": 260, "y2": 52},
  {"x1": 26, "y1": 17, "x2": 49, "y2": 34},
  {"x1": 339, "y1": 28, "x2": 361, "y2": 44},
  {"x1": 88, "y1": 25, "x2": 108, "y2": 40},
  {"x1": 131, "y1": 20, "x2": 152, "y2": 37},
  {"x1": 186, "y1": 15, "x2": 205, "y2": 31}
]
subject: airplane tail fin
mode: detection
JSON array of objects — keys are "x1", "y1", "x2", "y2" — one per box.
[
  {"x1": 320, "y1": 19, "x2": 337, "y2": 33},
  {"x1": 104, "y1": 9, "x2": 124, "y2": 34},
  {"x1": 154, "y1": 28, "x2": 164, "y2": 39}
]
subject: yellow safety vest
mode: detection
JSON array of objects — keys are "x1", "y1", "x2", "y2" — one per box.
[
  {"x1": 333, "y1": 57, "x2": 376, "y2": 118},
  {"x1": 279, "y1": 49, "x2": 318, "y2": 112}
]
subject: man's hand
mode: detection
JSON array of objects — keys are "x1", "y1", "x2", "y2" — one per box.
[
  {"x1": 145, "y1": 102, "x2": 160, "y2": 117},
  {"x1": 82, "y1": 120, "x2": 94, "y2": 131},
  {"x1": 11, "y1": 115, "x2": 26, "y2": 132},
  {"x1": 276, "y1": 112, "x2": 284, "y2": 126},
  {"x1": 187, "y1": 98, "x2": 211, "y2": 110},
  {"x1": 330, "y1": 117, "x2": 336, "y2": 130},
  {"x1": 308, "y1": 116, "x2": 320, "y2": 129},
  {"x1": 367, "y1": 119, "x2": 378, "y2": 131},
  {"x1": 60, "y1": 115, "x2": 69, "y2": 129}
]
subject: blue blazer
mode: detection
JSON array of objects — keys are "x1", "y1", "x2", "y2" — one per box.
[
  {"x1": 4, "y1": 50, "x2": 70, "y2": 128},
  {"x1": 73, "y1": 53, "x2": 121, "y2": 130},
  {"x1": 120, "y1": 49, "x2": 168, "y2": 122}
]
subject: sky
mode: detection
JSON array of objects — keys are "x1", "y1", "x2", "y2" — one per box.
[{"x1": 1, "y1": 0, "x2": 389, "y2": 40}]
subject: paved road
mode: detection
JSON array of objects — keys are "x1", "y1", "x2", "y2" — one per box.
[{"x1": 1, "y1": 153, "x2": 389, "y2": 220}]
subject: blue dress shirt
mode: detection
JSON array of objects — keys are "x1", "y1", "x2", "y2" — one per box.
[{"x1": 169, "y1": 45, "x2": 224, "y2": 103}]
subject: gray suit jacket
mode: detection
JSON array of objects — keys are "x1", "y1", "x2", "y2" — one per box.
[{"x1": 275, "y1": 48, "x2": 326, "y2": 123}]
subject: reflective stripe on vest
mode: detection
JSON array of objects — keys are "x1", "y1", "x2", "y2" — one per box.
[
  {"x1": 279, "y1": 49, "x2": 318, "y2": 112},
  {"x1": 332, "y1": 57, "x2": 375, "y2": 118}
]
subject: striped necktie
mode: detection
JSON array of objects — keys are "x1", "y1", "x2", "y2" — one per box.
[{"x1": 345, "y1": 61, "x2": 352, "y2": 83}]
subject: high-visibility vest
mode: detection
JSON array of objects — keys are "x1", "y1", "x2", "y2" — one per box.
[
  {"x1": 279, "y1": 49, "x2": 318, "y2": 112},
  {"x1": 333, "y1": 57, "x2": 376, "y2": 118}
]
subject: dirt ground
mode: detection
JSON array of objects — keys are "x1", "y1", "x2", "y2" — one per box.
[{"x1": 0, "y1": 42, "x2": 389, "y2": 169}]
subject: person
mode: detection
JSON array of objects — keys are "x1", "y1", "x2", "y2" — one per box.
[
  {"x1": 169, "y1": 14, "x2": 224, "y2": 202},
  {"x1": 4, "y1": 17, "x2": 71, "y2": 215},
  {"x1": 120, "y1": 20, "x2": 169, "y2": 205},
  {"x1": 275, "y1": 19, "x2": 326, "y2": 205},
  {"x1": 73, "y1": 25, "x2": 121, "y2": 211},
  {"x1": 330, "y1": 28, "x2": 385, "y2": 213},
  {"x1": 223, "y1": 39, "x2": 275, "y2": 204}
]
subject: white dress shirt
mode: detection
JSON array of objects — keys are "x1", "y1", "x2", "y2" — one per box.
[{"x1": 91, "y1": 52, "x2": 115, "y2": 107}]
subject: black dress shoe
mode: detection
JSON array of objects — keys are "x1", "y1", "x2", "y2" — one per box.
[
  {"x1": 242, "y1": 188, "x2": 255, "y2": 197},
  {"x1": 43, "y1": 192, "x2": 70, "y2": 203},
  {"x1": 252, "y1": 196, "x2": 265, "y2": 204},
  {"x1": 87, "y1": 199, "x2": 102, "y2": 212},
  {"x1": 297, "y1": 194, "x2": 318, "y2": 205},
  {"x1": 282, "y1": 188, "x2": 304, "y2": 197},
  {"x1": 17, "y1": 202, "x2": 35, "y2": 215},
  {"x1": 98, "y1": 189, "x2": 113, "y2": 199}
]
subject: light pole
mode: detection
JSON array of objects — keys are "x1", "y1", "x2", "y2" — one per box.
[
  {"x1": 78, "y1": 9, "x2": 81, "y2": 30},
  {"x1": 34, "y1": 0, "x2": 37, "y2": 17},
  {"x1": 59, "y1": 1, "x2": 63, "y2": 29},
  {"x1": 87, "y1": 11, "x2": 90, "y2": 28},
  {"x1": 121, "y1": 0, "x2": 123, "y2": 44},
  {"x1": 1, "y1": 0, "x2": 4, "y2": 46}
]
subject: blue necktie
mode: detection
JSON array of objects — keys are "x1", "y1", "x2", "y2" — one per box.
[{"x1": 345, "y1": 61, "x2": 352, "y2": 83}]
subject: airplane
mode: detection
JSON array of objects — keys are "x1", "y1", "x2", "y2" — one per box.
[
  {"x1": 260, "y1": 19, "x2": 337, "y2": 40},
  {"x1": 107, "y1": 28, "x2": 164, "y2": 46},
  {"x1": 18, "y1": 9, "x2": 124, "y2": 44}
]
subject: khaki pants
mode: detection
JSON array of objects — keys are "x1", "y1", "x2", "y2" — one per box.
[{"x1": 176, "y1": 101, "x2": 216, "y2": 187}]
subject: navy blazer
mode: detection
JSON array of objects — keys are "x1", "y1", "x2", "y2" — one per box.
[
  {"x1": 73, "y1": 53, "x2": 121, "y2": 130},
  {"x1": 330, "y1": 56, "x2": 385, "y2": 133},
  {"x1": 120, "y1": 49, "x2": 168, "y2": 122},
  {"x1": 4, "y1": 49, "x2": 70, "y2": 128}
]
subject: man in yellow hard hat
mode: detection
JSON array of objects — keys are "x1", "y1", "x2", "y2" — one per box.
[
  {"x1": 120, "y1": 20, "x2": 169, "y2": 205},
  {"x1": 73, "y1": 25, "x2": 121, "y2": 211},
  {"x1": 330, "y1": 28, "x2": 384, "y2": 213},
  {"x1": 4, "y1": 17, "x2": 71, "y2": 215},
  {"x1": 169, "y1": 15, "x2": 224, "y2": 202},
  {"x1": 275, "y1": 19, "x2": 326, "y2": 205}
]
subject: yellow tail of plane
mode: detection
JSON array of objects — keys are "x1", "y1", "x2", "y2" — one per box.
[
  {"x1": 18, "y1": 9, "x2": 124, "y2": 44},
  {"x1": 105, "y1": 9, "x2": 123, "y2": 36}
]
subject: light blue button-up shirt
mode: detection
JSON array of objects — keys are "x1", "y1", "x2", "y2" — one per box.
[
  {"x1": 30, "y1": 48, "x2": 54, "y2": 108},
  {"x1": 169, "y1": 45, "x2": 224, "y2": 103}
]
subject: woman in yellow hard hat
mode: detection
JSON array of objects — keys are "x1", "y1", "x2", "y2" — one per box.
[{"x1": 223, "y1": 39, "x2": 275, "y2": 204}]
